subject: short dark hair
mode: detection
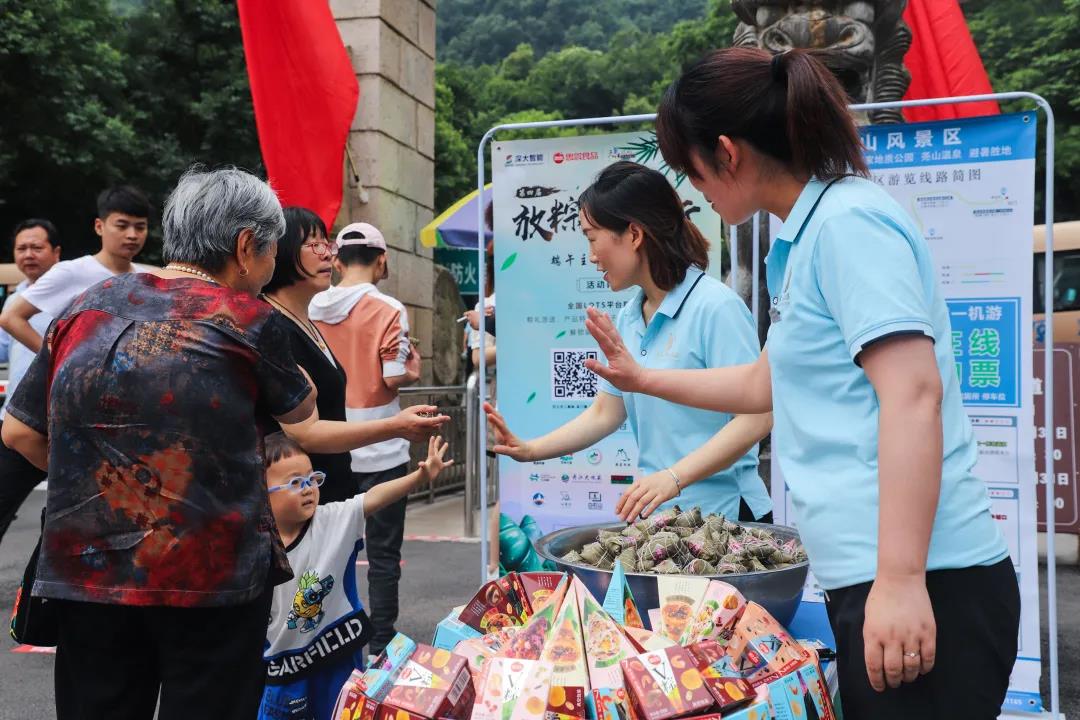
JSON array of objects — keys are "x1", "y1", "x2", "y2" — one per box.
[
  {"x1": 336, "y1": 238, "x2": 384, "y2": 268},
  {"x1": 579, "y1": 161, "x2": 709, "y2": 292},
  {"x1": 11, "y1": 218, "x2": 60, "y2": 248},
  {"x1": 263, "y1": 206, "x2": 329, "y2": 294},
  {"x1": 264, "y1": 431, "x2": 306, "y2": 469},
  {"x1": 657, "y1": 47, "x2": 867, "y2": 182},
  {"x1": 97, "y1": 185, "x2": 151, "y2": 220}
]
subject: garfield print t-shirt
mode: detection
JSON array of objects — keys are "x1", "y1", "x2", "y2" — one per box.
[{"x1": 263, "y1": 494, "x2": 370, "y2": 683}]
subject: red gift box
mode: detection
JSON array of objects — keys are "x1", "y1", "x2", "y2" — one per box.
[
  {"x1": 619, "y1": 646, "x2": 714, "y2": 720},
  {"x1": 379, "y1": 645, "x2": 474, "y2": 720}
]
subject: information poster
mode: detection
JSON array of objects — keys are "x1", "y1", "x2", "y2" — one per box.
[
  {"x1": 769, "y1": 112, "x2": 1040, "y2": 712},
  {"x1": 1033, "y1": 346, "x2": 1080, "y2": 534},
  {"x1": 491, "y1": 132, "x2": 725, "y2": 533}
]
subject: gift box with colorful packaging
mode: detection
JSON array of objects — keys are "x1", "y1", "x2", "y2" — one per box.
[
  {"x1": 472, "y1": 657, "x2": 554, "y2": 720},
  {"x1": 601, "y1": 560, "x2": 644, "y2": 630},
  {"x1": 379, "y1": 644, "x2": 474, "y2": 720},
  {"x1": 679, "y1": 581, "x2": 746, "y2": 646},
  {"x1": 684, "y1": 641, "x2": 756, "y2": 714},
  {"x1": 361, "y1": 632, "x2": 419, "y2": 702},
  {"x1": 575, "y1": 580, "x2": 639, "y2": 720},
  {"x1": 712, "y1": 687, "x2": 772, "y2": 720},
  {"x1": 539, "y1": 582, "x2": 591, "y2": 719},
  {"x1": 619, "y1": 645, "x2": 714, "y2": 720},
  {"x1": 520, "y1": 571, "x2": 564, "y2": 614},
  {"x1": 499, "y1": 577, "x2": 569, "y2": 661},
  {"x1": 655, "y1": 577, "x2": 710, "y2": 644},
  {"x1": 432, "y1": 608, "x2": 483, "y2": 651},
  {"x1": 762, "y1": 661, "x2": 834, "y2": 720},
  {"x1": 622, "y1": 625, "x2": 679, "y2": 654},
  {"x1": 452, "y1": 626, "x2": 518, "y2": 686},
  {"x1": 511, "y1": 662, "x2": 560, "y2": 720},
  {"x1": 727, "y1": 603, "x2": 809, "y2": 684},
  {"x1": 459, "y1": 577, "x2": 528, "y2": 634},
  {"x1": 500, "y1": 572, "x2": 532, "y2": 622},
  {"x1": 330, "y1": 669, "x2": 380, "y2": 720}
]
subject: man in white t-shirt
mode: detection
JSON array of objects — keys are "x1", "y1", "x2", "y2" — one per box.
[
  {"x1": 0, "y1": 185, "x2": 150, "y2": 353},
  {"x1": 0, "y1": 218, "x2": 61, "y2": 547}
]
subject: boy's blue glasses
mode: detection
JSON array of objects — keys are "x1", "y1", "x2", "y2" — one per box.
[{"x1": 269, "y1": 471, "x2": 327, "y2": 493}]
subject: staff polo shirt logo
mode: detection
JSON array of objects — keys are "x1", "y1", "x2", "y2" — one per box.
[{"x1": 657, "y1": 332, "x2": 679, "y2": 359}]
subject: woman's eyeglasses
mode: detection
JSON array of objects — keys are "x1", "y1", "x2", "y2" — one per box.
[
  {"x1": 303, "y1": 241, "x2": 338, "y2": 259},
  {"x1": 269, "y1": 471, "x2": 327, "y2": 493}
]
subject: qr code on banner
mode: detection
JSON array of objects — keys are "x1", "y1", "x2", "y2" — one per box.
[{"x1": 551, "y1": 349, "x2": 598, "y2": 400}]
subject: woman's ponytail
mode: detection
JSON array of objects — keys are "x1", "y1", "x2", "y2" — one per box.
[
  {"x1": 678, "y1": 216, "x2": 710, "y2": 275},
  {"x1": 780, "y1": 50, "x2": 868, "y2": 180},
  {"x1": 657, "y1": 47, "x2": 868, "y2": 181}
]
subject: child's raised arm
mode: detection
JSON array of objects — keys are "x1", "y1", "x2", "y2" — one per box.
[{"x1": 363, "y1": 435, "x2": 454, "y2": 517}]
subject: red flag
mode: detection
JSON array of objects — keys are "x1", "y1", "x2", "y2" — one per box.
[
  {"x1": 237, "y1": 1, "x2": 359, "y2": 229},
  {"x1": 901, "y1": 0, "x2": 998, "y2": 122}
]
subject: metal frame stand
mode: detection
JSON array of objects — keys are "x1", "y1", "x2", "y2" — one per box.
[{"x1": 475, "y1": 91, "x2": 1059, "y2": 717}]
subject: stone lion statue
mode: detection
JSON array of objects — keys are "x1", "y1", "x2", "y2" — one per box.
[{"x1": 731, "y1": 0, "x2": 912, "y2": 124}]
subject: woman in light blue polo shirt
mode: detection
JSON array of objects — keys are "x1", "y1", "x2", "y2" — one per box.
[
  {"x1": 486, "y1": 161, "x2": 773, "y2": 525},
  {"x1": 584, "y1": 49, "x2": 1019, "y2": 719}
]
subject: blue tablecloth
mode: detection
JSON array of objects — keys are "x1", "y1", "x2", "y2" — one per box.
[{"x1": 788, "y1": 599, "x2": 834, "y2": 647}]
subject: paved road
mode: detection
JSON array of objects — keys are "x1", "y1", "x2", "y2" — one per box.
[{"x1": 0, "y1": 491, "x2": 1076, "y2": 718}]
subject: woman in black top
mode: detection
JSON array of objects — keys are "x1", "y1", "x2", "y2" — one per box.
[{"x1": 263, "y1": 207, "x2": 447, "y2": 503}]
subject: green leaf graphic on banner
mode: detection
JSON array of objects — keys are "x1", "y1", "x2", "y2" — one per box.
[
  {"x1": 526, "y1": 391, "x2": 536, "y2": 404},
  {"x1": 555, "y1": 330, "x2": 567, "y2": 339},
  {"x1": 501, "y1": 253, "x2": 518, "y2": 271}
]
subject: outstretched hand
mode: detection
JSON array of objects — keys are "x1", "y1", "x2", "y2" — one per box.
[
  {"x1": 485, "y1": 401, "x2": 533, "y2": 462},
  {"x1": 419, "y1": 435, "x2": 454, "y2": 482},
  {"x1": 584, "y1": 307, "x2": 646, "y2": 393},
  {"x1": 395, "y1": 405, "x2": 451, "y2": 442}
]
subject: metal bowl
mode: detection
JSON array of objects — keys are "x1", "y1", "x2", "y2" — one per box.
[{"x1": 534, "y1": 521, "x2": 809, "y2": 628}]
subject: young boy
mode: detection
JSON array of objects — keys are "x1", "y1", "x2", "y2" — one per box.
[{"x1": 259, "y1": 432, "x2": 452, "y2": 720}]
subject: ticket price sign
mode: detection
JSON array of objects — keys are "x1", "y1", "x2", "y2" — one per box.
[{"x1": 1033, "y1": 346, "x2": 1080, "y2": 534}]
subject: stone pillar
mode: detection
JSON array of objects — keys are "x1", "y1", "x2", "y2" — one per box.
[{"x1": 332, "y1": 0, "x2": 437, "y2": 382}]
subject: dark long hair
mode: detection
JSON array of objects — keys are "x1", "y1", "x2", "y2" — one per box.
[
  {"x1": 578, "y1": 161, "x2": 709, "y2": 292},
  {"x1": 657, "y1": 47, "x2": 867, "y2": 182},
  {"x1": 263, "y1": 206, "x2": 328, "y2": 294}
]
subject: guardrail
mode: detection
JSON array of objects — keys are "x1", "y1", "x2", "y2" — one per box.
[{"x1": 400, "y1": 383, "x2": 468, "y2": 503}]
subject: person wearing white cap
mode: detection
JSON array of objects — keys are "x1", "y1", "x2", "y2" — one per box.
[{"x1": 309, "y1": 221, "x2": 420, "y2": 658}]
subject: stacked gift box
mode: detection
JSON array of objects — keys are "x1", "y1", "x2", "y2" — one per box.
[{"x1": 333, "y1": 561, "x2": 836, "y2": 720}]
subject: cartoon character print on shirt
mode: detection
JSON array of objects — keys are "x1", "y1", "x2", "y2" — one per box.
[{"x1": 287, "y1": 570, "x2": 335, "y2": 633}]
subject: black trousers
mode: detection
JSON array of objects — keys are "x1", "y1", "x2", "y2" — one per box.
[
  {"x1": 0, "y1": 418, "x2": 47, "y2": 546},
  {"x1": 825, "y1": 558, "x2": 1019, "y2": 720},
  {"x1": 354, "y1": 463, "x2": 409, "y2": 656},
  {"x1": 53, "y1": 587, "x2": 272, "y2": 720},
  {"x1": 737, "y1": 496, "x2": 773, "y2": 524}
]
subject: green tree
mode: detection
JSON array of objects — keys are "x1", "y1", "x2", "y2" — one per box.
[
  {"x1": 0, "y1": 0, "x2": 137, "y2": 258},
  {"x1": 436, "y1": 0, "x2": 710, "y2": 65},
  {"x1": 435, "y1": 76, "x2": 475, "y2": 211},
  {"x1": 432, "y1": 0, "x2": 735, "y2": 212},
  {"x1": 965, "y1": 0, "x2": 1080, "y2": 222},
  {"x1": 0, "y1": 0, "x2": 261, "y2": 263}
]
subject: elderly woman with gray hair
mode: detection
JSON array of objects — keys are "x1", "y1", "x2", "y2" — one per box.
[{"x1": 1, "y1": 167, "x2": 445, "y2": 719}]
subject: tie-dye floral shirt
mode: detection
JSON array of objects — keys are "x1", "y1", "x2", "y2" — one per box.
[{"x1": 6, "y1": 273, "x2": 312, "y2": 607}]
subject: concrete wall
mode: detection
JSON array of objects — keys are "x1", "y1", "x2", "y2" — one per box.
[{"x1": 332, "y1": 0, "x2": 437, "y2": 381}]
